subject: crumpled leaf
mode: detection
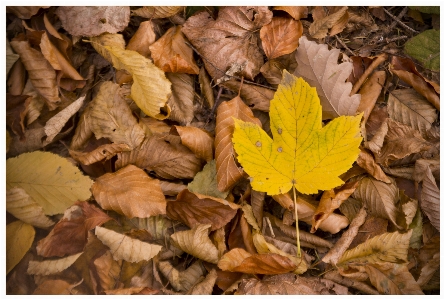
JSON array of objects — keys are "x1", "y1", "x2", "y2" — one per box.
[
  {"x1": 294, "y1": 36, "x2": 361, "y2": 119},
  {"x1": 337, "y1": 230, "x2": 412, "y2": 265},
  {"x1": 242, "y1": 203, "x2": 261, "y2": 231},
  {"x1": 417, "y1": 252, "x2": 440, "y2": 287},
  {"x1": 198, "y1": 67, "x2": 215, "y2": 108},
  {"x1": 170, "y1": 224, "x2": 220, "y2": 264},
  {"x1": 171, "y1": 125, "x2": 214, "y2": 162},
  {"x1": 182, "y1": 7, "x2": 272, "y2": 80},
  {"x1": 233, "y1": 71, "x2": 362, "y2": 195},
  {"x1": 215, "y1": 95, "x2": 262, "y2": 192},
  {"x1": 189, "y1": 268, "x2": 218, "y2": 295},
  {"x1": 404, "y1": 29, "x2": 440, "y2": 72},
  {"x1": 92, "y1": 250, "x2": 123, "y2": 292},
  {"x1": 10, "y1": 39, "x2": 60, "y2": 110},
  {"x1": 356, "y1": 148, "x2": 391, "y2": 183},
  {"x1": 188, "y1": 160, "x2": 229, "y2": 199},
  {"x1": 309, "y1": 7, "x2": 348, "y2": 39},
  {"x1": 33, "y1": 279, "x2": 83, "y2": 295},
  {"x1": 165, "y1": 73, "x2": 195, "y2": 125},
  {"x1": 158, "y1": 260, "x2": 205, "y2": 292},
  {"x1": 6, "y1": 94, "x2": 32, "y2": 140},
  {"x1": 69, "y1": 143, "x2": 131, "y2": 165},
  {"x1": 414, "y1": 158, "x2": 440, "y2": 182},
  {"x1": 92, "y1": 164, "x2": 166, "y2": 219},
  {"x1": 6, "y1": 151, "x2": 93, "y2": 215},
  {"x1": 159, "y1": 180, "x2": 187, "y2": 196},
  {"x1": 132, "y1": 6, "x2": 183, "y2": 19},
  {"x1": 95, "y1": 226, "x2": 162, "y2": 263},
  {"x1": 27, "y1": 252, "x2": 82, "y2": 276},
  {"x1": 126, "y1": 20, "x2": 156, "y2": 58},
  {"x1": 236, "y1": 273, "x2": 317, "y2": 295},
  {"x1": 6, "y1": 38, "x2": 19, "y2": 75},
  {"x1": 7, "y1": 221, "x2": 35, "y2": 275},
  {"x1": 387, "y1": 88, "x2": 437, "y2": 136},
  {"x1": 116, "y1": 134, "x2": 203, "y2": 180},
  {"x1": 6, "y1": 187, "x2": 54, "y2": 228},
  {"x1": 222, "y1": 80, "x2": 275, "y2": 112},
  {"x1": 6, "y1": 6, "x2": 47, "y2": 19},
  {"x1": 421, "y1": 165, "x2": 440, "y2": 231},
  {"x1": 260, "y1": 17, "x2": 303, "y2": 59},
  {"x1": 90, "y1": 33, "x2": 172, "y2": 119},
  {"x1": 55, "y1": 6, "x2": 130, "y2": 37},
  {"x1": 36, "y1": 201, "x2": 113, "y2": 257},
  {"x1": 149, "y1": 25, "x2": 199, "y2": 74}
]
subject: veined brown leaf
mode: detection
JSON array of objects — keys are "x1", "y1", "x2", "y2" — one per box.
[
  {"x1": 188, "y1": 160, "x2": 229, "y2": 199},
  {"x1": 221, "y1": 80, "x2": 275, "y2": 112},
  {"x1": 150, "y1": 25, "x2": 199, "y2": 74},
  {"x1": 171, "y1": 125, "x2": 214, "y2": 162},
  {"x1": 127, "y1": 20, "x2": 156, "y2": 58},
  {"x1": 95, "y1": 226, "x2": 162, "y2": 263},
  {"x1": 189, "y1": 268, "x2": 218, "y2": 295},
  {"x1": 69, "y1": 143, "x2": 131, "y2": 165},
  {"x1": 132, "y1": 6, "x2": 183, "y2": 19},
  {"x1": 215, "y1": 95, "x2": 262, "y2": 192},
  {"x1": 166, "y1": 73, "x2": 195, "y2": 125},
  {"x1": 159, "y1": 180, "x2": 186, "y2": 196},
  {"x1": 242, "y1": 203, "x2": 261, "y2": 231},
  {"x1": 294, "y1": 36, "x2": 360, "y2": 119},
  {"x1": 7, "y1": 221, "x2": 35, "y2": 274},
  {"x1": 417, "y1": 252, "x2": 439, "y2": 287},
  {"x1": 92, "y1": 165, "x2": 166, "y2": 219},
  {"x1": 92, "y1": 250, "x2": 123, "y2": 292},
  {"x1": 27, "y1": 252, "x2": 82, "y2": 275},
  {"x1": 260, "y1": 17, "x2": 303, "y2": 59},
  {"x1": 337, "y1": 230, "x2": 412, "y2": 265},
  {"x1": 421, "y1": 165, "x2": 440, "y2": 231},
  {"x1": 309, "y1": 6, "x2": 348, "y2": 39},
  {"x1": 414, "y1": 158, "x2": 440, "y2": 182},
  {"x1": 7, "y1": 6, "x2": 47, "y2": 19},
  {"x1": 387, "y1": 88, "x2": 437, "y2": 136},
  {"x1": 158, "y1": 260, "x2": 205, "y2": 292},
  {"x1": 356, "y1": 148, "x2": 391, "y2": 183}
]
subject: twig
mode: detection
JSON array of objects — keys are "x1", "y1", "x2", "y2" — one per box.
[
  {"x1": 334, "y1": 35, "x2": 356, "y2": 56},
  {"x1": 387, "y1": 6, "x2": 408, "y2": 32},
  {"x1": 383, "y1": 35, "x2": 408, "y2": 43},
  {"x1": 350, "y1": 53, "x2": 388, "y2": 95},
  {"x1": 185, "y1": 41, "x2": 276, "y2": 91},
  {"x1": 383, "y1": 7, "x2": 419, "y2": 34}
]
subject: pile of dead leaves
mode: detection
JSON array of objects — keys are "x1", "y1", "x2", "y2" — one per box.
[{"x1": 6, "y1": 6, "x2": 439, "y2": 295}]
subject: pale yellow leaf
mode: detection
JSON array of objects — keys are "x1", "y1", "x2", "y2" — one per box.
[
  {"x1": 6, "y1": 187, "x2": 54, "y2": 228},
  {"x1": 7, "y1": 221, "x2": 35, "y2": 274},
  {"x1": 27, "y1": 252, "x2": 82, "y2": 275},
  {"x1": 6, "y1": 151, "x2": 93, "y2": 215},
  {"x1": 95, "y1": 226, "x2": 162, "y2": 263}
]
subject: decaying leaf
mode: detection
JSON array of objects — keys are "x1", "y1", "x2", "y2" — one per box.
[
  {"x1": 6, "y1": 38, "x2": 20, "y2": 75},
  {"x1": 294, "y1": 36, "x2": 361, "y2": 119},
  {"x1": 33, "y1": 279, "x2": 83, "y2": 295},
  {"x1": 421, "y1": 165, "x2": 440, "y2": 231},
  {"x1": 222, "y1": 80, "x2": 275, "y2": 112},
  {"x1": 404, "y1": 29, "x2": 440, "y2": 72},
  {"x1": 92, "y1": 164, "x2": 166, "y2": 219},
  {"x1": 56, "y1": 6, "x2": 130, "y2": 37},
  {"x1": 417, "y1": 252, "x2": 440, "y2": 287},
  {"x1": 356, "y1": 148, "x2": 391, "y2": 183},
  {"x1": 7, "y1": 6, "x2": 47, "y2": 19},
  {"x1": 69, "y1": 143, "x2": 131, "y2": 165},
  {"x1": 6, "y1": 94, "x2": 32, "y2": 140},
  {"x1": 165, "y1": 73, "x2": 195, "y2": 125},
  {"x1": 36, "y1": 201, "x2": 113, "y2": 257},
  {"x1": 7, "y1": 221, "x2": 35, "y2": 275},
  {"x1": 309, "y1": 7, "x2": 348, "y2": 39},
  {"x1": 95, "y1": 226, "x2": 162, "y2": 263},
  {"x1": 170, "y1": 224, "x2": 220, "y2": 264},
  {"x1": 171, "y1": 126, "x2": 214, "y2": 162},
  {"x1": 27, "y1": 252, "x2": 82, "y2": 275},
  {"x1": 188, "y1": 160, "x2": 229, "y2": 199},
  {"x1": 132, "y1": 6, "x2": 183, "y2": 19},
  {"x1": 6, "y1": 187, "x2": 54, "y2": 228},
  {"x1": 233, "y1": 71, "x2": 362, "y2": 195},
  {"x1": 215, "y1": 95, "x2": 262, "y2": 192},
  {"x1": 158, "y1": 260, "x2": 205, "y2": 292},
  {"x1": 260, "y1": 17, "x2": 303, "y2": 59},
  {"x1": 189, "y1": 268, "x2": 218, "y2": 295},
  {"x1": 6, "y1": 151, "x2": 93, "y2": 215},
  {"x1": 126, "y1": 20, "x2": 156, "y2": 58}
]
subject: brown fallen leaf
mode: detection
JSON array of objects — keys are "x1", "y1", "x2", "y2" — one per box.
[
  {"x1": 222, "y1": 80, "x2": 275, "y2": 112},
  {"x1": 166, "y1": 73, "x2": 195, "y2": 125},
  {"x1": 189, "y1": 268, "x2": 218, "y2": 295},
  {"x1": 91, "y1": 250, "x2": 123, "y2": 292},
  {"x1": 324, "y1": 270, "x2": 379, "y2": 295},
  {"x1": 413, "y1": 158, "x2": 440, "y2": 182},
  {"x1": 356, "y1": 148, "x2": 391, "y2": 183},
  {"x1": 171, "y1": 125, "x2": 214, "y2": 162},
  {"x1": 198, "y1": 67, "x2": 215, "y2": 108},
  {"x1": 182, "y1": 7, "x2": 272, "y2": 80},
  {"x1": 36, "y1": 201, "x2": 113, "y2": 257},
  {"x1": 167, "y1": 189, "x2": 237, "y2": 231},
  {"x1": 7, "y1": 58, "x2": 25, "y2": 95},
  {"x1": 228, "y1": 210, "x2": 256, "y2": 254},
  {"x1": 6, "y1": 94, "x2": 31, "y2": 140},
  {"x1": 309, "y1": 6, "x2": 348, "y2": 39},
  {"x1": 158, "y1": 260, "x2": 205, "y2": 292},
  {"x1": 260, "y1": 17, "x2": 302, "y2": 60},
  {"x1": 132, "y1": 6, "x2": 183, "y2": 19},
  {"x1": 390, "y1": 55, "x2": 440, "y2": 110},
  {"x1": 150, "y1": 25, "x2": 199, "y2": 74},
  {"x1": 294, "y1": 36, "x2": 360, "y2": 119},
  {"x1": 273, "y1": 6, "x2": 308, "y2": 20},
  {"x1": 311, "y1": 181, "x2": 359, "y2": 233},
  {"x1": 10, "y1": 38, "x2": 60, "y2": 110},
  {"x1": 349, "y1": 215, "x2": 388, "y2": 249},
  {"x1": 33, "y1": 279, "x2": 82, "y2": 295},
  {"x1": 27, "y1": 252, "x2": 82, "y2": 276},
  {"x1": 421, "y1": 165, "x2": 440, "y2": 231},
  {"x1": 416, "y1": 252, "x2": 439, "y2": 287},
  {"x1": 69, "y1": 143, "x2": 131, "y2": 165},
  {"x1": 215, "y1": 95, "x2": 262, "y2": 192},
  {"x1": 7, "y1": 6, "x2": 47, "y2": 19},
  {"x1": 92, "y1": 164, "x2": 166, "y2": 219},
  {"x1": 7, "y1": 122, "x2": 46, "y2": 157},
  {"x1": 56, "y1": 6, "x2": 130, "y2": 37},
  {"x1": 116, "y1": 134, "x2": 203, "y2": 180},
  {"x1": 126, "y1": 20, "x2": 156, "y2": 58}
]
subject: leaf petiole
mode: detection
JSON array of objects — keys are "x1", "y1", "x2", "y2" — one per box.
[{"x1": 292, "y1": 185, "x2": 301, "y2": 257}]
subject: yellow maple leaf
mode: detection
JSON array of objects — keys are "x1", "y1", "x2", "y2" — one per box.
[{"x1": 232, "y1": 70, "x2": 362, "y2": 255}]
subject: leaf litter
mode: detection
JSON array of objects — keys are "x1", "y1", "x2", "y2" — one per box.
[{"x1": 6, "y1": 5, "x2": 440, "y2": 295}]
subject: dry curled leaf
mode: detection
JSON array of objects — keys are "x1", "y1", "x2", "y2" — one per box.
[
  {"x1": 92, "y1": 164, "x2": 166, "y2": 219},
  {"x1": 166, "y1": 73, "x2": 195, "y2": 125},
  {"x1": 356, "y1": 148, "x2": 391, "y2": 183},
  {"x1": 27, "y1": 252, "x2": 82, "y2": 276},
  {"x1": 222, "y1": 80, "x2": 275, "y2": 112},
  {"x1": 7, "y1": 6, "x2": 47, "y2": 19},
  {"x1": 6, "y1": 94, "x2": 31, "y2": 140},
  {"x1": 171, "y1": 125, "x2": 214, "y2": 162},
  {"x1": 189, "y1": 268, "x2": 218, "y2": 295},
  {"x1": 158, "y1": 260, "x2": 205, "y2": 292},
  {"x1": 126, "y1": 20, "x2": 156, "y2": 58},
  {"x1": 421, "y1": 165, "x2": 440, "y2": 231},
  {"x1": 132, "y1": 6, "x2": 183, "y2": 19},
  {"x1": 33, "y1": 279, "x2": 83, "y2": 295},
  {"x1": 69, "y1": 143, "x2": 131, "y2": 165},
  {"x1": 215, "y1": 95, "x2": 262, "y2": 192},
  {"x1": 95, "y1": 226, "x2": 162, "y2": 263},
  {"x1": 309, "y1": 6, "x2": 348, "y2": 39},
  {"x1": 294, "y1": 36, "x2": 361, "y2": 119}
]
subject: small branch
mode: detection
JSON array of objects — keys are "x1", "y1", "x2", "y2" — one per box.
[
  {"x1": 384, "y1": 7, "x2": 419, "y2": 34},
  {"x1": 383, "y1": 35, "x2": 408, "y2": 43},
  {"x1": 334, "y1": 35, "x2": 356, "y2": 56},
  {"x1": 292, "y1": 185, "x2": 301, "y2": 258},
  {"x1": 350, "y1": 53, "x2": 388, "y2": 95}
]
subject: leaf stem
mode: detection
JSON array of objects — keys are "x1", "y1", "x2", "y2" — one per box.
[{"x1": 292, "y1": 185, "x2": 301, "y2": 257}]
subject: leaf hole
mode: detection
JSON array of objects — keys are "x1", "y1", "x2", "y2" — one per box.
[{"x1": 112, "y1": 128, "x2": 116, "y2": 132}]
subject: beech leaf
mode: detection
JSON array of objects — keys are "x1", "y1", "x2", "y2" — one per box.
[
  {"x1": 233, "y1": 70, "x2": 362, "y2": 195},
  {"x1": 69, "y1": 143, "x2": 131, "y2": 165},
  {"x1": 421, "y1": 165, "x2": 440, "y2": 231},
  {"x1": 6, "y1": 151, "x2": 93, "y2": 215},
  {"x1": 158, "y1": 260, "x2": 205, "y2": 292},
  {"x1": 171, "y1": 125, "x2": 214, "y2": 162},
  {"x1": 294, "y1": 36, "x2": 361, "y2": 119},
  {"x1": 260, "y1": 17, "x2": 303, "y2": 59},
  {"x1": 7, "y1": 221, "x2": 35, "y2": 275},
  {"x1": 166, "y1": 73, "x2": 195, "y2": 125},
  {"x1": 27, "y1": 252, "x2": 82, "y2": 276},
  {"x1": 95, "y1": 226, "x2": 162, "y2": 263},
  {"x1": 309, "y1": 7, "x2": 348, "y2": 39},
  {"x1": 132, "y1": 6, "x2": 183, "y2": 19}
]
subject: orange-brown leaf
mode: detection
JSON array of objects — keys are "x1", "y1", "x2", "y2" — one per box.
[
  {"x1": 356, "y1": 148, "x2": 391, "y2": 183},
  {"x1": 166, "y1": 73, "x2": 195, "y2": 125},
  {"x1": 171, "y1": 125, "x2": 214, "y2": 162},
  {"x1": 309, "y1": 6, "x2": 348, "y2": 39},
  {"x1": 92, "y1": 165, "x2": 166, "y2": 219},
  {"x1": 260, "y1": 17, "x2": 302, "y2": 60},
  {"x1": 126, "y1": 20, "x2": 156, "y2": 58},
  {"x1": 69, "y1": 143, "x2": 131, "y2": 165}
]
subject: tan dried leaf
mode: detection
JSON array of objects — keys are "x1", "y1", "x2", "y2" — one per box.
[
  {"x1": 182, "y1": 7, "x2": 272, "y2": 80},
  {"x1": 338, "y1": 230, "x2": 412, "y2": 265},
  {"x1": 166, "y1": 73, "x2": 195, "y2": 125},
  {"x1": 6, "y1": 38, "x2": 19, "y2": 75},
  {"x1": 417, "y1": 252, "x2": 439, "y2": 287},
  {"x1": 171, "y1": 125, "x2": 214, "y2": 162},
  {"x1": 6, "y1": 221, "x2": 35, "y2": 275},
  {"x1": 56, "y1": 6, "x2": 130, "y2": 37},
  {"x1": 158, "y1": 260, "x2": 205, "y2": 292},
  {"x1": 159, "y1": 180, "x2": 186, "y2": 196},
  {"x1": 127, "y1": 20, "x2": 156, "y2": 57},
  {"x1": 33, "y1": 279, "x2": 83, "y2": 295},
  {"x1": 421, "y1": 165, "x2": 440, "y2": 231},
  {"x1": 309, "y1": 7, "x2": 348, "y2": 39},
  {"x1": 189, "y1": 268, "x2": 218, "y2": 295},
  {"x1": 273, "y1": 6, "x2": 308, "y2": 20},
  {"x1": 69, "y1": 143, "x2": 131, "y2": 165},
  {"x1": 365, "y1": 116, "x2": 388, "y2": 154},
  {"x1": 242, "y1": 204, "x2": 260, "y2": 231},
  {"x1": 132, "y1": 6, "x2": 183, "y2": 19},
  {"x1": 6, "y1": 6, "x2": 47, "y2": 19},
  {"x1": 10, "y1": 39, "x2": 60, "y2": 110},
  {"x1": 170, "y1": 224, "x2": 220, "y2": 264},
  {"x1": 116, "y1": 135, "x2": 203, "y2": 180},
  {"x1": 356, "y1": 148, "x2": 391, "y2": 183},
  {"x1": 387, "y1": 88, "x2": 437, "y2": 136},
  {"x1": 92, "y1": 250, "x2": 123, "y2": 292},
  {"x1": 150, "y1": 25, "x2": 199, "y2": 74},
  {"x1": 215, "y1": 96, "x2": 262, "y2": 192},
  {"x1": 27, "y1": 252, "x2": 82, "y2": 276},
  {"x1": 260, "y1": 17, "x2": 303, "y2": 59},
  {"x1": 188, "y1": 160, "x2": 228, "y2": 199},
  {"x1": 222, "y1": 80, "x2": 275, "y2": 112},
  {"x1": 6, "y1": 187, "x2": 54, "y2": 228},
  {"x1": 294, "y1": 36, "x2": 360, "y2": 119},
  {"x1": 92, "y1": 165, "x2": 166, "y2": 219},
  {"x1": 198, "y1": 67, "x2": 214, "y2": 108},
  {"x1": 251, "y1": 190, "x2": 265, "y2": 230},
  {"x1": 414, "y1": 158, "x2": 440, "y2": 182},
  {"x1": 95, "y1": 226, "x2": 162, "y2": 262},
  {"x1": 6, "y1": 94, "x2": 31, "y2": 140}
]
